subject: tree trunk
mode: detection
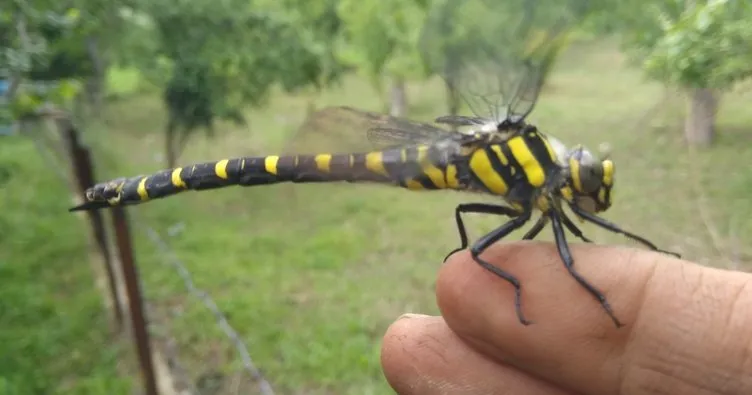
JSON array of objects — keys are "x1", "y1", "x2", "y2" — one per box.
[
  {"x1": 166, "y1": 117, "x2": 178, "y2": 168},
  {"x1": 684, "y1": 87, "x2": 717, "y2": 147},
  {"x1": 389, "y1": 77, "x2": 407, "y2": 117},
  {"x1": 445, "y1": 76, "x2": 461, "y2": 116},
  {"x1": 85, "y1": 36, "x2": 107, "y2": 116}
]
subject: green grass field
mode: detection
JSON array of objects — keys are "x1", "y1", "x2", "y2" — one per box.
[
  {"x1": 0, "y1": 140, "x2": 131, "y2": 394},
  {"x1": 3, "y1": 40, "x2": 751, "y2": 394}
]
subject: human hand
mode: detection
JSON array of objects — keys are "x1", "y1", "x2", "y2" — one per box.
[{"x1": 381, "y1": 241, "x2": 752, "y2": 395}]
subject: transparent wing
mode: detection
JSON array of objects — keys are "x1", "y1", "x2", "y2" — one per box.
[
  {"x1": 281, "y1": 106, "x2": 465, "y2": 155},
  {"x1": 418, "y1": 0, "x2": 593, "y2": 124}
]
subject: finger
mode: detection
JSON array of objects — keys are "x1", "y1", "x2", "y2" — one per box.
[
  {"x1": 436, "y1": 241, "x2": 752, "y2": 395},
  {"x1": 381, "y1": 313, "x2": 580, "y2": 395}
]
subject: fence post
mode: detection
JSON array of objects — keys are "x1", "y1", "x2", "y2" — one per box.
[
  {"x1": 111, "y1": 206, "x2": 160, "y2": 395},
  {"x1": 56, "y1": 114, "x2": 124, "y2": 329}
]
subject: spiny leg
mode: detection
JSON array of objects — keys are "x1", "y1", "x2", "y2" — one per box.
[
  {"x1": 444, "y1": 203, "x2": 522, "y2": 262},
  {"x1": 469, "y1": 210, "x2": 533, "y2": 325},
  {"x1": 560, "y1": 211, "x2": 593, "y2": 243},
  {"x1": 569, "y1": 204, "x2": 680, "y2": 258},
  {"x1": 522, "y1": 216, "x2": 548, "y2": 240},
  {"x1": 549, "y1": 210, "x2": 624, "y2": 328}
]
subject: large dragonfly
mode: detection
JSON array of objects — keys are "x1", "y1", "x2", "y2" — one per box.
[{"x1": 70, "y1": 0, "x2": 679, "y2": 328}]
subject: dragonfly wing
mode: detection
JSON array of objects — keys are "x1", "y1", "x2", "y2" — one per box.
[
  {"x1": 282, "y1": 106, "x2": 460, "y2": 155},
  {"x1": 418, "y1": 0, "x2": 595, "y2": 124}
]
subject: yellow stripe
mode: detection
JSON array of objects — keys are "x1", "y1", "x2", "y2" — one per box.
[
  {"x1": 265, "y1": 156, "x2": 279, "y2": 175},
  {"x1": 405, "y1": 180, "x2": 424, "y2": 190},
  {"x1": 215, "y1": 159, "x2": 229, "y2": 179},
  {"x1": 137, "y1": 177, "x2": 149, "y2": 201},
  {"x1": 569, "y1": 157, "x2": 582, "y2": 192},
  {"x1": 469, "y1": 150, "x2": 508, "y2": 195},
  {"x1": 602, "y1": 159, "x2": 614, "y2": 186},
  {"x1": 171, "y1": 168, "x2": 186, "y2": 188},
  {"x1": 423, "y1": 165, "x2": 446, "y2": 189},
  {"x1": 560, "y1": 185, "x2": 574, "y2": 202},
  {"x1": 508, "y1": 136, "x2": 545, "y2": 187},
  {"x1": 315, "y1": 154, "x2": 332, "y2": 172},
  {"x1": 598, "y1": 187, "x2": 606, "y2": 204},
  {"x1": 446, "y1": 165, "x2": 459, "y2": 189},
  {"x1": 416, "y1": 146, "x2": 429, "y2": 162},
  {"x1": 541, "y1": 136, "x2": 557, "y2": 163},
  {"x1": 490, "y1": 145, "x2": 509, "y2": 165},
  {"x1": 365, "y1": 152, "x2": 389, "y2": 177}
]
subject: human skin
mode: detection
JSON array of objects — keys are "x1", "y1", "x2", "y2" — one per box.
[{"x1": 380, "y1": 241, "x2": 752, "y2": 395}]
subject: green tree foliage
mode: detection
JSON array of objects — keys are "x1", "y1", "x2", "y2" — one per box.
[
  {"x1": 1, "y1": 4, "x2": 91, "y2": 118},
  {"x1": 633, "y1": 0, "x2": 752, "y2": 89},
  {"x1": 336, "y1": 0, "x2": 428, "y2": 82},
  {"x1": 121, "y1": 0, "x2": 345, "y2": 166},
  {"x1": 607, "y1": 0, "x2": 752, "y2": 146},
  {"x1": 335, "y1": 0, "x2": 429, "y2": 115}
]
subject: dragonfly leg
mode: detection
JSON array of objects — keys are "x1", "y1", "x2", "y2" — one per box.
[
  {"x1": 469, "y1": 210, "x2": 533, "y2": 325},
  {"x1": 522, "y1": 215, "x2": 548, "y2": 240},
  {"x1": 559, "y1": 212, "x2": 593, "y2": 243},
  {"x1": 549, "y1": 210, "x2": 624, "y2": 328},
  {"x1": 568, "y1": 204, "x2": 680, "y2": 258},
  {"x1": 444, "y1": 203, "x2": 523, "y2": 262}
]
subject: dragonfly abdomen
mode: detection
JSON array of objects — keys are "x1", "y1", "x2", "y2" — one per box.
[{"x1": 70, "y1": 146, "x2": 465, "y2": 211}]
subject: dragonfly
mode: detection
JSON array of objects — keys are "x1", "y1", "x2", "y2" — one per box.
[{"x1": 70, "y1": 0, "x2": 680, "y2": 328}]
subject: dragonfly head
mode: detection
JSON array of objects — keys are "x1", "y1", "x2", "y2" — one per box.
[{"x1": 562, "y1": 145, "x2": 614, "y2": 213}]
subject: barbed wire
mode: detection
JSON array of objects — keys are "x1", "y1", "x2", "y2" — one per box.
[
  {"x1": 21, "y1": 109, "x2": 275, "y2": 395},
  {"x1": 143, "y1": 225, "x2": 276, "y2": 395}
]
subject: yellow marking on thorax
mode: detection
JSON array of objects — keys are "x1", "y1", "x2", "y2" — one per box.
[
  {"x1": 540, "y1": 135, "x2": 558, "y2": 163},
  {"x1": 365, "y1": 152, "x2": 389, "y2": 177},
  {"x1": 265, "y1": 156, "x2": 279, "y2": 175},
  {"x1": 469, "y1": 149, "x2": 508, "y2": 195},
  {"x1": 445, "y1": 165, "x2": 459, "y2": 189},
  {"x1": 508, "y1": 136, "x2": 545, "y2": 187},
  {"x1": 535, "y1": 195, "x2": 549, "y2": 212},
  {"x1": 560, "y1": 186, "x2": 574, "y2": 203},
  {"x1": 171, "y1": 168, "x2": 186, "y2": 188},
  {"x1": 215, "y1": 159, "x2": 229, "y2": 179},
  {"x1": 490, "y1": 145, "x2": 509, "y2": 165},
  {"x1": 137, "y1": 177, "x2": 149, "y2": 201},
  {"x1": 602, "y1": 159, "x2": 614, "y2": 186},
  {"x1": 315, "y1": 154, "x2": 332, "y2": 172}
]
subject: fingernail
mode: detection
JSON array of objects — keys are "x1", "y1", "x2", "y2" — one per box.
[{"x1": 398, "y1": 313, "x2": 431, "y2": 321}]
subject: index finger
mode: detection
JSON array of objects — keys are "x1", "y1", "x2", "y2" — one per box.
[{"x1": 437, "y1": 241, "x2": 752, "y2": 395}]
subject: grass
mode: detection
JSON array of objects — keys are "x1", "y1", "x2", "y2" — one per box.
[
  {"x1": 0, "y1": 138, "x2": 131, "y2": 394},
  {"x1": 5, "y1": 40, "x2": 752, "y2": 394}
]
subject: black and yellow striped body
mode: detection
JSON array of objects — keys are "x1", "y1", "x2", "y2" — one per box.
[
  {"x1": 465, "y1": 129, "x2": 559, "y2": 209},
  {"x1": 71, "y1": 128, "x2": 560, "y2": 212}
]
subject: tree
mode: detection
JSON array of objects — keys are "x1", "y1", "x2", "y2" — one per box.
[
  {"x1": 1, "y1": 4, "x2": 89, "y2": 120},
  {"x1": 616, "y1": 0, "x2": 752, "y2": 146},
  {"x1": 335, "y1": 0, "x2": 430, "y2": 117},
  {"x1": 121, "y1": 0, "x2": 346, "y2": 167}
]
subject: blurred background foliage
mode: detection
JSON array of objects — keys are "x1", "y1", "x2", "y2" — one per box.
[{"x1": 2, "y1": 0, "x2": 751, "y2": 393}]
